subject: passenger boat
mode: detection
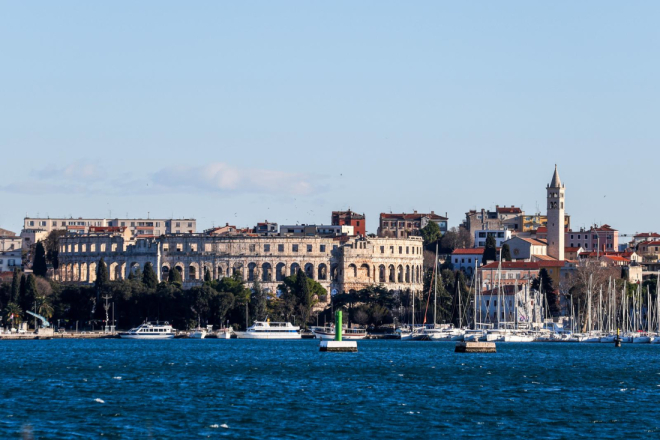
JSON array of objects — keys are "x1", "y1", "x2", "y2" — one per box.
[
  {"x1": 234, "y1": 321, "x2": 301, "y2": 339},
  {"x1": 311, "y1": 326, "x2": 367, "y2": 340},
  {"x1": 119, "y1": 322, "x2": 176, "y2": 339}
]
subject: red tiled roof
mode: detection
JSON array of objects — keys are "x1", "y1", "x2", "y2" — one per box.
[
  {"x1": 538, "y1": 260, "x2": 566, "y2": 267},
  {"x1": 635, "y1": 232, "x2": 660, "y2": 238},
  {"x1": 640, "y1": 241, "x2": 660, "y2": 247},
  {"x1": 603, "y1": 255, "x2": 629, "y2": 262},
  {"x1": 496, "y1": 206, "x2": 522, "y2": 214},
  {"x1": 452, "y1": 248, "x2": 485, "y2": 255},
  {"x1": 481, "y1": 261, "x2": 541, "y2": 270},
  {"x1": 536, "y1": 227, "x2": 547, "y2": 233},
  {"x1": 519, "y1": 238, "x2": 548, "y2": 246},
  {"x1": 565, "y1": 247, "x2": 581, "y2": 252}
]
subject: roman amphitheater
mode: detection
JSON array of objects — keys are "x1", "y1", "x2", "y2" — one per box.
[{"x1": 55, "y1": 233, "x2": 425, "y2": 298}]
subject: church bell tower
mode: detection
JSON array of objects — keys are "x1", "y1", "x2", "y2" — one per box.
[{"x1": 546, "y1": 165, "x2": 565, "y2": 261}]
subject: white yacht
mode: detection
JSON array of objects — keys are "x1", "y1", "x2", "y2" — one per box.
[
  {"x1": 119, "y1": 322, "x2": 176, "y2": 339},
  {"x1": 188, "y1": 328, "x2": 207, "y2": 339},
  {"x1": 235, "y1": 321, "x2": 301, "y2": 339},
  {"x1": 312, "y1": 326, "x2": 367, "y2": 340}
]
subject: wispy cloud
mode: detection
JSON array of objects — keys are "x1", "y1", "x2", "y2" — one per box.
[
  {"x1": 151, "y1": 163, "x2": 319, "y2": 196},
  {"x1": 1, "y1": 161, "x2": 325, "y2": 197}
]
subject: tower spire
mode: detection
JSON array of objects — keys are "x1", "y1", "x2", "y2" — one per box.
[{"x1": 550, "y1": 164, "x2": 562, "y2": 188}]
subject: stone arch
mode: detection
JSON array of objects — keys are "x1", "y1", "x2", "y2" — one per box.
[
  {"x1": 304, "y1": 263, "x2": 314, "y2": 279},
  {"x1": 379, "y1": 265, "x2": 386, "y2": 283},
  {"x1": 331, "y1": 264, "x2": 339, "y2": 281},
  {"x1": 88, "y1": 262, "x2": 97, "y2": 284},
  {"x1": 388, "y1": 265, "x2": 395, "y2": 283},
  {"x1": 276, "y1": 263, "x2": 286, "y2": 281},
  {"x1": 109, "y1": 262, "x2": 119, "y2": 281},
  {"x1": 359, "y1": 263, "x2": 370, "y2": 279},
  {"x1": 188, "y1": 262, "x2": 199, "y2": 281},
  {"x1": 217, "y1": 265, "x2": 225, "y2": 280},
  {"x1": 232, "y1": 262, "x2": 244, "y2": 278},
  {"x1": 290, "y1": 262, "x2": 300, "y2": 277},
  {"x1": 175, "y1": 264, "x2": 184, "y2": 275},
  {"x1": 262, "y1": 262, "x2": 272, "y2": 282},
  {"x1": 248, "y1": 262, "x2": 258, "y2": 282},
  {"x1": 161, "y1": 264, "x2": 170, "y2": 279},
  {"x1": 318, "y1": 263, "x2": 328, "y2": 281},
  {"x1": 405, "y1": 265, "x2": 410, "y2": 283},
  {"x1": 130, "y1": 262, "x2": 141, "y2": 277},
  {"x1": 397, "y1": 265, "x2": 403, "y2": 283},
  {"x1": 348, "y1": 264, "x2": 357, "y2": 278},
  {"x1": 80, "y1": 262, "x2": 88, "y2": 282}
]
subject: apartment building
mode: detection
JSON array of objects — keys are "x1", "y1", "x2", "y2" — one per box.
[{"x1": 23, "y1": 217, "x2": 196, "y2": 238}]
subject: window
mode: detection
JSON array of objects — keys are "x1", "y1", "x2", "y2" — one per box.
[
  {"x1": 478, "y1": 232, "x2": 486, "y2": 238},
  {"x1": 320, "y1": 245, "x2": 326, "y2": 252},
  {"x1": 188, "y1": 222, "x2": 192, "y2": 227},
  {"x1": 292, "y1": 244, "x2": 299, "y2": 252},
  {"x1": 249, "y1": 244, "x2": 256, "y2": 252},
  {"x1": 406, "y1": 247, "x2": 409, "y2": 254},
  {"x1": 571, "y1": 235, "x2": 574, "y2": 239},
  {"x1": 131, "y1": 222, "x2": 135, "y2": 227},
  {"x1": 461, "y1": 258, "x2": 465, "y2": 263},
  {"x1": 390, "y1": 246, "x2": 394, "y2": 253},
  {"x1": 455, "y1": 258, "x2": 458, "y2": 263},
  {"x1": 29, "y1": 221, "x2": 34, "y2": 226},
  {"x1": 121, "y1": 222, "x2": 125, "y2": 226},
  {"x1": 264, "y1": 244, "x2": 270, "y2": 252},
  {"x1": 176, "y1": 222, "x2": 180, "y2": 227},
  {"x1": 278, "y1": 244, "x2": 284, "y2": 252},
  {"x1": 307, "y1": 244, "x2": 313, "y2": 252},
  {"x1": 380, "y1": 246, "x2": 384, "y2": 254},
  {"x1": 399, "y1": 246, "x2": 402, "y2": 254}
]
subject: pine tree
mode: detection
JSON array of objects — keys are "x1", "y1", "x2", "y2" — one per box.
[
  {"x1": 142, "y1": 262, "x2": 158, "y2": 289},
  {"x1": 482, "y1": 235, "x2": 497, "y2": 264},
  {"x1": 501, "y1": 243, "x2": 512, "y2": 262},
  {"x1": 10, "y1": 268, "x2": 21, "y2": 302},
  {"x1": 21, "y1": 274, "x2": 38, "y2": 314},
  {"x1": 168, "y1": 266, "x2": 183, "y2": 286},
  {"x1": 95, "y1": 258, "x2": 109, "y2": 291},
  {"x1": 32, "y1": 242, "x2": 48, "y2": 277},
  {"x1": 204, "y1": 267, "x2": 211, "y2": 282}
]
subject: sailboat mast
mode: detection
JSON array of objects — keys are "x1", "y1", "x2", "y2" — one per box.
[{"x1": 434, "y1": 243, "x2": 438, "y2": 326}]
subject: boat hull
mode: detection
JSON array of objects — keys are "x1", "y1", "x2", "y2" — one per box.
[
  {"x1": 313, "y1": 331, "x2": 366, "y2": 340},
  {"x1": 119, "y1": 334, "x2": 175, "y2": 340},
  {"x1": 188, "y1": 331, "x2": 207, "y2": 339},
  {"x1": 234, "y1": 332, "x2": 301, "y2": 340}
]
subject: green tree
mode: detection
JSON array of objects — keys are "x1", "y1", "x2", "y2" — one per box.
[
  {"x1": 142, "y1": 262, "x2": 158, "y2": 289},
  {"x1": 420, "y1": 221, "x2": 442, "y2": 247},
  {"x1": 532, "y1": 268, "x2": 559, "y2": 316},
  {"x1": 501, "y1": 243, "x2": 512, "y2": 262},
  {"x1": 204, "y1": 268, "x2": 211, "y2": 282},
  {"x1": 482, "y1": 235, "x2": 497, "y2": 264},
  {"x1": 250, "y1": 280, "x2": 267, "y2": 322},
  {"x1": 20, "y1": 274, "x2": 39, "y2": 315},
  {"x1": 4, "y1": 302, "x2": 23, "y2": 326},
  {"x1": 44, "y1": 230, "x2": 66, "y2": 270},
  {"x1": 10, "y1": 268, "x2": 21, "y2": 302},
  {"x1": 168, "y1": 266, "x2": 183, "y2": 287},
  {"x1": 32, "y1": 242, "x2": 48, "y2": 277},
  {"x1": 95, "y1": 258, "x2": 109, "y2": 291}
]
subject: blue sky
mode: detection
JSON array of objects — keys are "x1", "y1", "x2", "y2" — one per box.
[{"x1": 1, "y1": 2, "x2": 658, "y2": 236}]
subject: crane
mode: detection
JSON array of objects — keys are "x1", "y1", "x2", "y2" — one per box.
[{"x1": 26, "y1": 310, "x2": 50, "y2": 328}]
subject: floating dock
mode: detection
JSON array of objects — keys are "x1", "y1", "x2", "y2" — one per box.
[
  {"x1": 320, "y1": 340, "x2": 358, "y2": 352},
  {"x1": 455, "y1": 341, "x2": 496, "y2": 353}
]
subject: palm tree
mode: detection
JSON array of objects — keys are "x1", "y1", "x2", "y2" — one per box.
[
  {"x1": 4, "y1": 302, "x2": 23, "y2": 327},
  {"x1": 38, "y1": 301, "x2": 54, "y2": 320}
]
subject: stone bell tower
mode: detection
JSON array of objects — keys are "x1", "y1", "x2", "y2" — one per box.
[{"x1": 546, "y1": 165, "x2": 565, "y2": 260}]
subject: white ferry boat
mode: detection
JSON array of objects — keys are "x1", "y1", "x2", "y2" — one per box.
[
  {"x1": 188, "y1": 328, "x2": 207, "y2": 339},
  {"x1": 235, "y1": 321, "x2": 301, "y2": 339},
  {"x1": 311, "y1": 326, "x2": 367, "y2": 340},
  {"x1": 119, "y1": 322, "x2": 176, "y2": 339}
]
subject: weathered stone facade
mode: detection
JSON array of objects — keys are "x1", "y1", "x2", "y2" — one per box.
[{"x1": 56, "y1": 234, "x2": 425, "y2": 299}]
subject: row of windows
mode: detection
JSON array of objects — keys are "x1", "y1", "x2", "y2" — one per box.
[
  {"x1": 379, "y1": 245, "x2": 422, "y2": 255},
  {"x1": 569, "y1": 242, "x2": 613, "y2": 249},
  {"x1": 569, "y1": 234, "x2": 613, "y2": 240}
]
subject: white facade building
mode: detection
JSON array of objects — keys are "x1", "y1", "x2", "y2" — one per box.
[
  {"x1": 450, "y1": 248, "x2": 484, "y2": 275},
  {"x1": 474, "y1": 228, "x2": 512, "y2": 248},
  {"x1": 0, "y1": 235, "x2": 22, "y2": 273},
  {"x1": 23, "y1": 217, "x2": 196, "y2": 239}
]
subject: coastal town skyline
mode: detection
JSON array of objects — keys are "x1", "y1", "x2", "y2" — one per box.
[{"x1": 2, "y1": 2, "x2": 659, "y2": 236}]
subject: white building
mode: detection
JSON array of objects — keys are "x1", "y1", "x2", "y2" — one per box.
[
  {"x1": 474, "y1": 228, "x2": 512, "y2": 248},
  {"x1": 0, "y1": 233, "x2": 22, "y2": 273},
  {"x1": 22, "y1": 217, "x2": 196, "y2": 239},
  {"x1": 279, "y1": 224, "x2": 354, "y2": 236},
  {"x1": 450, "y1": 248, "x2": 484, "y2": 275},
  {"x1": 502, "y1": 236, "x2": 548, "y2": 261}
]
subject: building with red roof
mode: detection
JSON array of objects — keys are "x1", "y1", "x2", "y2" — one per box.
[{"x1": 378, "y1": 211, "x2": 447, "y2": 238}]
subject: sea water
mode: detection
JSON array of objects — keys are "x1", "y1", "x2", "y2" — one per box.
[{"x1": 1, "y1": 339, "x2": 659, "y2": 439}]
